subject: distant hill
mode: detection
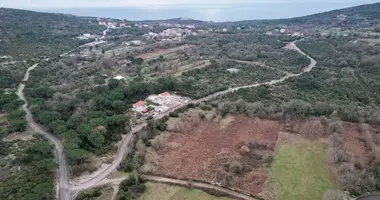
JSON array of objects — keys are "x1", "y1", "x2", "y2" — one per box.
[
  {"x1": 0, "y1": 8, "x2": 104, "y2": 59},
  {"x1": 232, "y1": 2, "x2": 380, "y2": 27}
]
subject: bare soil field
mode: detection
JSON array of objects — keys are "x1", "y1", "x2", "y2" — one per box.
[
  {"x1": 155, "y1": 115, "x2": 281, "y2": 195},
  {"x1": 341, "y1": 123, "x2": 380, "y2": 165}
]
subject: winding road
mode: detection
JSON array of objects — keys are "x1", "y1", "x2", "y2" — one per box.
[
  {"x1": 17, "y1": 40, "x2": 317, "y2": 200},
  {"x1": 17, "y1": 64, "x2": 71, "y2": 200}
]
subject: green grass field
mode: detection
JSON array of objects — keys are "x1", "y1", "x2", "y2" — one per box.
[
  {"x1": 271, "y1": 138, "x2": 336, "y2": 200},
  {"x1": 139, "y1": 183, "x2": 231, "y2": 200}
]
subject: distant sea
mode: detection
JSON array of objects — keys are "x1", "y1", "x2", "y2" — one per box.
[{"x1": 36, "y1": 1, "x2": 378, "y2": 22}]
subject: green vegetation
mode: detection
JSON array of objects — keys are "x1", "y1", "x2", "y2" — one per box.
[
  {"x1": 0, "y1": 90, "x2": 27, "y2": 137},
  {"x1": 178, "y1": 60, "x2": 285, "y2": 98},
  {"x1": 0, "y1": 139, "x2": 56, "y2": 200},
  {"x1": 116, "y1": 174, "x2": 147, "y2": 200},
  {"x1": 139, "y1": 182, "x2": 231, "y2": 200},
  {"x1": 0, "y1": 8, "x2": 104, "y2": 59},
  {"x1": 272, "y1": 140, "x2": 336, "y2": 200},
  {"x1": 0, "y1": 62, "x2": 28, "y2": 89}
]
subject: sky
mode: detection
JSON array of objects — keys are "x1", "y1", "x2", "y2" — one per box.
[{"x1": 1, "y1": 0, "x2": 379, "y2": 21}]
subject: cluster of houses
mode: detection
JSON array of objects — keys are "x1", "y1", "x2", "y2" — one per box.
[
  {"x1": 265, "y1": 28, "x2": 304, "y2": 37},
  {"x1": 142, "y1": 28, "x2": 203, "y2": 41},
  {"x1": 132, "y1": 91, "x2": 171, "y2": 113}
]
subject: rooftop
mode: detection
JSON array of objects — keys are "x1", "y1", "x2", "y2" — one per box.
[{"x1": 133, "y1": 101, "x2": 146, "y2": 107}]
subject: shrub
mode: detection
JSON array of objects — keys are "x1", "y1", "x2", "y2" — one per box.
[
  {"x1": 328, "y1": 120, "x2": 343, "y2": 134},
  {"x1": 229, "y1": 160, "x2": 243, "y2": 175},
  {"x1": 169, "y1": 112, "x2": 179, "y2": 118},
  {"x1": 298, "y1": 119, "x2": 324, "y2": 139},
  {"x1": 239, "y1": 145, "x2": 250, "y2": 155},
  {"x1": 328, "y1": 133, "x2": 342, "y2": 148}
]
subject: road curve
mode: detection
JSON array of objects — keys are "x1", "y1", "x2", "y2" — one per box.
[
  {"x1": 73, "y1": 40, "x2": 317, "y2": 197},
  {"x1": 71, "y1": 123, "x2": 147, "y2": 191},
  {"x1": 194, "y1": 41, "x2": 317, "y2": 103},
  {"x1": 17, "y1": 64, "x2": 71, "y2": 200},
  {"x1": 17, "y1": 40, "x2": 316, "y2": 200}
]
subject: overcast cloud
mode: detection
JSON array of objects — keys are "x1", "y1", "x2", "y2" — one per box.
[{"x1": 1, "y1": 0, "x2": 378, "y2": 9}]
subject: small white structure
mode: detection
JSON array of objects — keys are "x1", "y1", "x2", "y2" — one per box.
[
  {"x1": 227, "y1": 68, "x2": 240, "y2": 73},
  {"x1": 280, "y1": 29, "x2": 286, "y2": 33},
  {"x1": 113, "y1": 75, "x2": 125, "y2": 80},
  {"x1": 133, "y1": 101, "x2": 146, "y2": 112}
]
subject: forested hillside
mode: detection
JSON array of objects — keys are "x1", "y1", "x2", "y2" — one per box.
[
  {"x1": 234, "y1": 2, "x2": 380, "y2": 27},
  {"x1": 0, "y1": 8, "x2": 104, "y2": 59}
]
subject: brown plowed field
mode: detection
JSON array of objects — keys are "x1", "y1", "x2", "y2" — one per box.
[
  {"x1": 156, "y1": 115, "x2": 281, "y2": 195},
  {"x1": 341, "y1": 123, "x2": 380, "y2": 165}
]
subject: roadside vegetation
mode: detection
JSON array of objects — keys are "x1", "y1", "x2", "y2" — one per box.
[{"x1": 0, "y1": 139, "x2": 56, "y2": 200}]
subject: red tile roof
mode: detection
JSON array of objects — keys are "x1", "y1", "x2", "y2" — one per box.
[
  {"x1": 133, "y1": 101, "x2": 145, "y2": 107},
  {"x1": 159, "y1": 91, "x2": 169, "y2": 97}
]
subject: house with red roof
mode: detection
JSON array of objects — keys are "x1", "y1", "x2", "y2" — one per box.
[
  {"x1": 158, "y1": 91, "x2": 170, "y2": 102},
  {"x1": 132, "y1": 101, "x2": 146, "y2": 112}
]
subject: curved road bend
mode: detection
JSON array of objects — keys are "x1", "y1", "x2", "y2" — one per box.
[
  {"x1": 194, "y1": 41, "x2": 317, "y2": 103},
  {"x1": 71, "y1": 123, "x2": 147, "y2": 192},
  {"x1": 18, "y1": 40, "x2": 316, "y2": 200},
  {"x1": 17, "y1": 64, "x2": 70, "y2": 200}
]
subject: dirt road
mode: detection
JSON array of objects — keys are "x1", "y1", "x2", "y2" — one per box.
[
  {"x1": 194, "y1": 41, "x2": 317, "y2": 103},
  {"x1": 18, "y1": 40, "x2": 316, "y2": 200},
  {"x1": 17, "y1": 64, "x2": 71, "y2": 200},
  {"x1": 91, "y1": 175, "x2": 259, "y2": 200}
]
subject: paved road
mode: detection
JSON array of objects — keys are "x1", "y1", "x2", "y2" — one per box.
[
  {"x1": 17, "y1": 64, "x2": 71, "y2": 200},
  {"x1": 18, "y1": 40, "x2": 317, "y2": 200}
]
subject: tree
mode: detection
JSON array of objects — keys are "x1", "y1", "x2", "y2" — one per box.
[
  {"x1": 66, "y1": 114, "x2": 85, "y2": 129},
  {"x1": 87, "y1": 130, "x2": 105, "y2": 147},
  {"x1": 229, "y1": 160, "x2": 243, "y2": 174},
  {"x1": 37, "y1": 111, "x2": 61, "y2": 125},
  {"x1": 37, "y1": 159, "x2": 56, "y2": 172},
  {"x1": 33, "y1": 183, "x2": 53, "y2": 200},
  {"x1": 89, "y1": 118, "x2": 107, "y2": 127},
  {"x1": 65, "y1": 148, "x2": 90, "y2": 165},
  {"x1": 8, "y1": 109, "x2": 26, "y2": 120},
  {"x1": 107, "y1": 115, "x2": 128, "y2": 126},
  {"x1": 48, "y1": 120, "x2": 68, "y2": 135},
  {"x1": 108, "y1": 78, "x2": 120, "y2": 90},
  {"x1": 9, "y1": 119, "x2": 27, "y2": 132},
  {"x1": 112, "y1": 100, "x2": 126, "y2": 112},
  {"x1": 61, "y1": 130, "x2": 82, "y2": 145},
  {"x1": 76, "y1": 124, "x2": 92, "y2": 137}
]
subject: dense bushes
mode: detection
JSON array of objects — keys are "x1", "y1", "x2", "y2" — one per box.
[
  {"x1": 116, "y1": 174, "x2": 146, "y2": 200},
  {"x1": 327, "y1": 119, "x2": 379, "y2": 196},
  {"x1": 0, "y1": 140, "x2": 56, "y2": 200}
]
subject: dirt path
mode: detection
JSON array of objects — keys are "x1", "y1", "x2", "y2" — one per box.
[
  {"x1": 18, "y1": 40, "x2": 316, "y2": 200},
  {"x1": 17, "y1": 63, "x2": 72, "y2": 200},
  {"x1": 92, "y1": 175, "x2": 259, "y2": 200},
  {"x1": 230, "y1": 59, "x2": 292, "y2": 75}
]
